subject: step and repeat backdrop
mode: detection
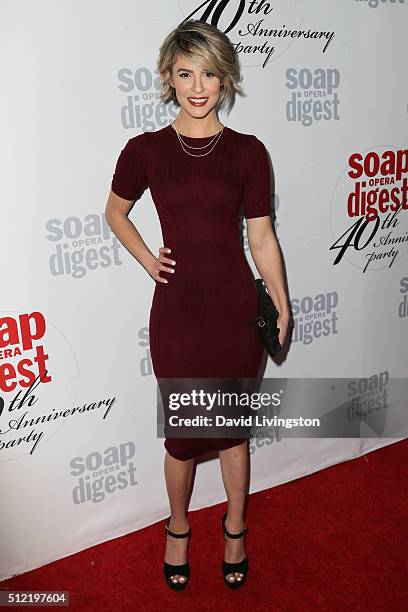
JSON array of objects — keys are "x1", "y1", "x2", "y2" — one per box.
[{"x1": 1, "y1": 0, "x2": 407, "y2": 581}]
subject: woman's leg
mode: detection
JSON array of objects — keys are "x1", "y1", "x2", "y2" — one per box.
[
  {"x1": 219, "y1": 440, "x2": 250, "y2": 584},
  {"x1": 163, "y1": 451, "x2": 195, "y2": 584}
]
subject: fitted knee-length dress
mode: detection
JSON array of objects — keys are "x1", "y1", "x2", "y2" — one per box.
[{"x1": 111, "y1": 123, "x2": 271, "y2": 461}]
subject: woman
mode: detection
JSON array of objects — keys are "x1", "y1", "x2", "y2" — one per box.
[{"x1": 105, "y1": 20, "x2": 289, "y2": 591}]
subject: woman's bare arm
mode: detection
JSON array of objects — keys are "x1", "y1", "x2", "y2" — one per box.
[
  {"x1": 246, "y1": 215, "x2": 290, "y2": 345},
  {"x1": 104, "y1": 190, "x2": 175, "y2": 283}
]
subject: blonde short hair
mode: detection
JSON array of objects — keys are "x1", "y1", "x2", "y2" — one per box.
[{"x1": 157, "y1": 20, "x2": 243, "y2": 114}]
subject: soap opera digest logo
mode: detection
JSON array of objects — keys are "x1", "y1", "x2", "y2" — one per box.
[
  {"x1": 70, "y1": 441, "x2": 138, "y2": 505},
  {"x1": 46, "y1": 213, "x2": 123, "y2": 278},
  {"x1": 0, "y1": 311, "x2": 114, "y2": 460},
  {"x1": 399, "y1": 275, "x2": 408, "y2": 319},
  {"x1": 291, "y1": 290, "x2": 339, "y2": 345},
  {"x1": 330, "y1": 146, "x2": 408, "y2": 273},
  {"x1": 356, "y1": 0, "x2": 405, "y2": 8}
]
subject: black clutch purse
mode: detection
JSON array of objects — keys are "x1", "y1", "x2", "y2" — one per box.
[{"x1": 249, "y1": 278, "x2": 282, "y2": 356}]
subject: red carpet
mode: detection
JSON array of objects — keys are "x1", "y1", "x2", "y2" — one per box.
[{"x1": 1, "y1": 439, "x2": 407, "y2": 611}]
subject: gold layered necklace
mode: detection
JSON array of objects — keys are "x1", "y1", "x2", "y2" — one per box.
[{"x1": 170, "y1": 121, "x2": 225, "y2": 157}]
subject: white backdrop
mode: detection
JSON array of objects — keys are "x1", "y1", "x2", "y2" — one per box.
[{"x1": 1, "y1": 0, "x2": 407, "y2": 581}]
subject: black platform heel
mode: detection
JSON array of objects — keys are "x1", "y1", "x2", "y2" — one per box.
[
  {"x1": 221, "y1": 511, "x2": 249, "y2": 589},
  {"x1": 163, "y1": 516, "x2": 191, "y2": 591}
]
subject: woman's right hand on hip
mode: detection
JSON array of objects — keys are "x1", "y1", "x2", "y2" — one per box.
[{"x1": 149, "y1": 246, "x2": 176, "y2": 284}]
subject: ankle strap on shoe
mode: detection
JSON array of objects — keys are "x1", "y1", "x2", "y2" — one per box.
[
  {"x1": 164, "y1": 517, "x2": 191, "y2": 538},
  {"x1": 222, "y1": 512, "x2": 247, "y2": 538}
]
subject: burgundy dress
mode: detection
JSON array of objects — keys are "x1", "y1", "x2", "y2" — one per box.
[{"x1": 111, "y1": 124, "x2": 271, "y2": 461}]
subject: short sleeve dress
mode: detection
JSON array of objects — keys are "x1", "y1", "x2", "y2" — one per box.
[{"x1": 111, "y1": 124, "x2": 271, "y2": 461}]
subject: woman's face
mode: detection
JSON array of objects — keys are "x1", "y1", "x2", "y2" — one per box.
[{"x1": 169, "y1": 54, "x2": 222, "y2": 118}]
